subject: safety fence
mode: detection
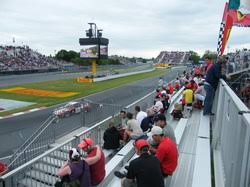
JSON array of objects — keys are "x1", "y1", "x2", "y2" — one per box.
[
  {"x1": 0, "y1": 88, "x2": 156, "y2": 187},
  {"x1": 212, "y1": 79, "x2": 250, "y2": 187}
]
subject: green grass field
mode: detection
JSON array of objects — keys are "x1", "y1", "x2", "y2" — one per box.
[{"x1": 0, "y1": 69, "x2": 169, "y2": 116}]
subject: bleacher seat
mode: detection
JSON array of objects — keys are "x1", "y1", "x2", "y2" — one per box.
[{"x1": 192, "y1": 113, "x2": 211, "y2": 187}]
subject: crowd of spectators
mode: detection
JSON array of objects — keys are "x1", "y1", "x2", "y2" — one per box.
[
  {"x1": 0, "y1": 45, "x2": 65, "y2": 72},
  {"x1": 155, "y1": 51, "x2": 192, "y2": 64}
]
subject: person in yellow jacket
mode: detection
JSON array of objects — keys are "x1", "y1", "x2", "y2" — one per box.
[{"x1": 182, "y1": 84, "x2": 194, "y2": 106}]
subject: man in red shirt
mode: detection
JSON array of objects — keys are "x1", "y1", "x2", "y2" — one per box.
[
  {"x1": 151, "y1": 126, "x2": 178, "y2": 176},
  {"x1": 78, "y1": 138, "x2": 106, "y2": 186}
]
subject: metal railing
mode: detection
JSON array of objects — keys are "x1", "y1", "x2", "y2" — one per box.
[
  {"x1": 0, "y1": 87, "x2": 157, "y2": 187},
  {"x1": 8, "y1": 115, "x2": 58, "y2": 170},
  {"x1": 212, "y1": 79, "x2": 250, "y2": 187}
]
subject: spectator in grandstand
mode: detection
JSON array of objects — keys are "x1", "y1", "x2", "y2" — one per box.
[
  {"x1": 158, "y1": 77, "x2": 164, "y2": 88},
  {"x1": 134, "y1": 106, "x2": 147, "y2": 126},
  {"x1": 124, "y1": 112, "x2": 144, "y2": 141},
  {"x1": 114, "y1": 139, "x2": 164, "y2": 187},
  {"x1": 153, "y1": 96, "x2": 164, "y2": 114},
  {"x1": 56, "y1": 148, "x2": 91, "y2": 187},
  {"x1": 103, "y1": 121, "x2": 120, "y2": 150},
  {"x1": 78, "y1": 138, "x2": 105, "y2": 186},
  {"x1": 154, "y1": 114, "x2": 176, "y2": 143},
  {"x1": 151, "y1": 126, "x2": 178, "y2": 177},
  {"x1": 161, "y1": 93, "x2": 170, "y2": 112},
  {"x1": 182, "y1": 84, "x2": 194, "y2": 106},
  {"x1": 190, "y1": 79, "x2": 198, "y2": 92},
  {"x1": 167, "y1": 83, "x2": 174, "y2": 94},
  {"x1": 140, "y1": 108, "x2": 155, "y2": 132},
  {"x1": 194, "y1": 82, "x2": 206, "y2": 107},
  {"x1": 175, "y1": 77, "x2": 181, "y2": 90},
  {"x1": 203, "y1": 57, "x2": 230, "y2": 115},
  {"x1": 117, "y1": 110, "x2": 127, "y2": 140}
]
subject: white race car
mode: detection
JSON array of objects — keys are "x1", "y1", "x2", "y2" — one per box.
[{"x1": 53, "y1": 101, "x2": 82, "y2": 118}]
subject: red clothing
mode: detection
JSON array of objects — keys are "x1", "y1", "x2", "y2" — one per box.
[
  {"x1": 87, "y1": 147, "x2": 105, "y2": 185},
  {"x1": 191, "y1": 82, "x2": 198, "y2": 92},
  {"x1": 156, "y1": 137, "x2": 178, "y2": 175},
  {"x1": 206, "y1": 62, "x2": 213, "y2": 74},
  {"x1": 175, "y1": 83, "x2": 180, "y2": 90},
  {"x1": 168, "y1": 84, "x2": 174, "y2": 94},
  {"x1": 194, "y1": 67, "x2": 201, "y2": 76}
]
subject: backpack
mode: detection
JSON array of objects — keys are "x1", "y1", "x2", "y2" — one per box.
[{"x1": 172, "y1": 109, "x2": 183, "y2": 119}]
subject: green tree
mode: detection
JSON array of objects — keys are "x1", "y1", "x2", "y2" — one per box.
[
  {"x1": 202, "y1": 51, "x2": 217, "y2": 60},
  {"x1": 189, "y1": 51, "x2": 200, "y2": 64}
]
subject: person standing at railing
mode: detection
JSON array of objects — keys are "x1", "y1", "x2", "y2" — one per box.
[
  {"x1": 78, "y1": 138, "x2": 105, "y2": 186},
  {"x1": 203, "y1": 56, "x2": 230, "y2": 115},
  {"x1": 56, "y1": 148, "x2": 91, "y2": 187},
  {"x1": 134, "y1": 105, "x2": 147, "y2": 126}
]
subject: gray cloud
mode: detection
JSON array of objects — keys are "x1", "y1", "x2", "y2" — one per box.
[{"x1": 0, "y1": 0, "x2": 249, "y2": 57}]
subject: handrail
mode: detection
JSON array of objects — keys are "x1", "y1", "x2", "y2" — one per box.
[
  {"x1": 7, "y1": 115, "x2": 55, "y2": 166},
  {"x1": 0, "y1": 116, "x2": 113, "y2": 179},
  {"x1": 7, "y1": 116, "x2": 57, "y2": 169}
]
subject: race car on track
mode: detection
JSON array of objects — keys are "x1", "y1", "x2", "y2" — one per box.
[{"x1": 53, "y1": 101, "x2": 82, "y2": 118}]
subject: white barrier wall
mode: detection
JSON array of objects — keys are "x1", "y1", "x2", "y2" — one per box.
[{"x1": 212, "y1": 79, "x2": 250, "y2": 187}]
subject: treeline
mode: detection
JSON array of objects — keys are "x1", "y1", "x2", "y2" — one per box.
[
  {"x1": 189, "y1": 50, "x2": 218, "y2": 64},
  {"x1": 55, "y1": 50, "x2": 120, "y2": 66}
]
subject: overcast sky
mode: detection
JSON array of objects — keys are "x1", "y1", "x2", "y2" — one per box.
[{"x1": 0, "y1": 0, "x2": 250, "y2": 58}]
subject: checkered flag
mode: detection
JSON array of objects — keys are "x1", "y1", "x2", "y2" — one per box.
[{"x1": 217, "y1": 22, "x2": 225, "y2": 56}]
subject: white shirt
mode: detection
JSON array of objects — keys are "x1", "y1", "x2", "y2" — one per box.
[
  {"x1": 154, "y1": 101, "x2": 163, "y2": 112},
  {"x1": 136, "y1": 111, "x2": 147, "y2": 125}
]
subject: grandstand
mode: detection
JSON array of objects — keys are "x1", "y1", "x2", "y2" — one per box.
[
  {"x1": 0, "y1": 45, "x2": 67, "y2": 73},
  {"x1": 154, "y1": 51, "x2": 192, "y2": 65}
]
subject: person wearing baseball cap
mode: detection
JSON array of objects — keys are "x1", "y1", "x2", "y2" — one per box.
[
  {"x1": 115, "y1": 139, "x2": 164, "y2": 187},
  {"x1": 78, "y1": 138, "x2": 105, "y2": 186},
  {"x1": 151, "y1": 126, "x2": 178, "y2": 177},
  {"x1": 56, "y1": 148, "x2": 91, "y2": 187},
  {"x1": 154, "y1": 114, "x2": 176, "y2": 143}
]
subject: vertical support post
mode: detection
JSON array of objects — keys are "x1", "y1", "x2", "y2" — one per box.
[{"x1": 92, "y1": 60, "x2": 96, "y2": 76}]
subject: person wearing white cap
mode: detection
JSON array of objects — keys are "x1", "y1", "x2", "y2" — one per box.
[
  {"x1": 151, "y1": 126, "x2": 178, "y2": 177},
  {"x1": 56, "y1": 148, "x2": 91, "y2": 187}
]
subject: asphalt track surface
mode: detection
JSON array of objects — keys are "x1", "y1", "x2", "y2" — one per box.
[{"x1": 0, "y1": 68, "x2": 185, "y2": 158}]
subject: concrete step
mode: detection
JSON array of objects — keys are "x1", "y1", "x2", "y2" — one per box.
[
  {"x1": 18, "y1": 177, "x2": 53, "y2": 187},
  {"x1": 33, "y1": 162, "x2": 58, "y2": 176},
  {"x1": 25, "y1": 169, "x2": 58, "y2": 186}
]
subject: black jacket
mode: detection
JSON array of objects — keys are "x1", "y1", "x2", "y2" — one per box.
[
  {"x1": 205, "y1": 63, "x2": 226, "y2": 89},
  {"x1": 103, "y1": 127, "x2": 120, "y2": 149}
]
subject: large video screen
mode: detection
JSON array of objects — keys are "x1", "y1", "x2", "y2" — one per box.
[
  {"x1": 80, "y1": 45, "x2": 98, "y2": 58},
  {"x1": 100, "y1": 45, "x2": 108, "y2": 56}
]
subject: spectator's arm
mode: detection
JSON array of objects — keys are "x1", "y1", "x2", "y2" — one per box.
[
  {"x1": 84, "y1": 145, "x2": 101, "y2": 165},
  {"x1": 57, "y1": 161, "x2": 71, "y2": 176}
]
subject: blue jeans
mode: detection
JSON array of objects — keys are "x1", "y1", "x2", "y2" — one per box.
[{"x1": 203, "y1": 83, "x2": 215, "y2": 115}]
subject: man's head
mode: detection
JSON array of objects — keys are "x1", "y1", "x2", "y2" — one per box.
[
  {"x1": 205, "y1": 56, "x2": 212, "y2": 64},
  {"x1": 78, "y1": 138, "x2": 94, "y2": 153},
  {"x1": 135, "y1": 106, "x2": 141, "y2": 113},
  {"x1": 119, "y1": 110, "x2": 126, "y2": 119},
  {"x1": 154, "y1": 114, "x2": 167, "y2": 128},
  {"x1": 133, "y1": 139, "x2": 149, "y2": 155},
  {"x1": 151, "y1": 126, "x2": 164, "y2": 143},
  {"x1": 126, "y1": 112, "x2": 133, "y2": 120}
]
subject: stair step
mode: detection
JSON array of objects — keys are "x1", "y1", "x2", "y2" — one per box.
[
  {"x1": 25, "y1": 169, "x2": 58, "y2": 186},
  {"x1": 41, "y1": 156, "x2": 64, "y2": 168},
  {"x1": 49, "y1": 150, "x2": 68, "y2": 161},
  {"x1": 18, "y1": 176, "x2": 54, "y2": 187},
  {"x1": 33, "y1": 162, "x2": 58, "y2": 176}
]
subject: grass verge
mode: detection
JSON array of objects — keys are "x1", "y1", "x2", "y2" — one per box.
[{"x1": 0, "y1": 69, "x2": 169, "y2": 116}]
